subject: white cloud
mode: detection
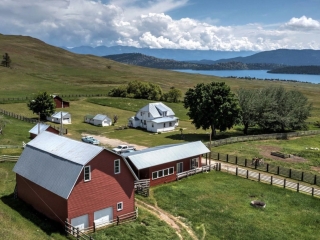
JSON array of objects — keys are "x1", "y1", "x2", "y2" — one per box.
[
  {"x1": 0, "y1": 0, "x2": 320, "y2": 50},
  {"x1": 283, "y1": 16, "x2": 320, "y2": 31}
]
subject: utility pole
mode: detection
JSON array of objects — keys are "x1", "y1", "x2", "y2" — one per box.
[
  {"x1": 60, "y1": 111, "x2": 63, "y2": 135},
  {"x1": 38, "y1": 112, "x2": 40, "y2": 135},
  {"x1": 209, "y1": 132, "x2": 212, "y2": 170}
]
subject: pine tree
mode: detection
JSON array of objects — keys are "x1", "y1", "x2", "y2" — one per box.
[{"x1": 1, "y1": 53, "x2": 11, "y2": 67}]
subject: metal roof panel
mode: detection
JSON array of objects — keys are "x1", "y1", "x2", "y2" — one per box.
[{"x1": 29, "y1": 123, "x2": 50, "y2": 134}]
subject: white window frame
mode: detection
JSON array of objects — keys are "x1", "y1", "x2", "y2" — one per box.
[
  {"x1": 177, "y1": 162, "x2": 183, "y2": 173},
  {"x1": 191, "y1": 158, "x2": 199, "y2": 169},
  {"x1": 114, "y1": 159, "x2": 121, "y2": 174},
  {"x1": 169, "y1": 167, "x2": 174, "y2": 175},
  {"x1": 117, "y1": 202, "x2": 123, "y2": 211},
  {"x1": 84, "y1": 166, "x2": 91, "y2": 182},
  {"x1": 152, "y1": 171, "x2": 158, "y2": 180}
]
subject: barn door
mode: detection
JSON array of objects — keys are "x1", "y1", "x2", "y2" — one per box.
[
  {"x1": 177, "y1": 162, "x2": 183, "y2": 173},
  {"x1": 94, "y1": 207, "x2": 113, "y2": 227},
  {"x1": 71, "y1": 214, "x2": 89, "y2": 231}
]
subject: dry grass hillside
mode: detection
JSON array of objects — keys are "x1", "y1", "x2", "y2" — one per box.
[{"x1": 0, "y1": 33, "x2": 319, "y2": 116}]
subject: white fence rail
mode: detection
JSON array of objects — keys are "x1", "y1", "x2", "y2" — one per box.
[{"x1": 0, "y1": 155, "x2": 19, "y2": 162}]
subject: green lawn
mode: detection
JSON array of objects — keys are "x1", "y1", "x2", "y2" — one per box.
[{"x1": 150, "y1": 171, "x2": 320, "y2": 240}]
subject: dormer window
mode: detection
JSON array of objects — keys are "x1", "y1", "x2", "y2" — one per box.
[
  {"x1": 140, "y1": 112, "x2": 143, "y2": 116},
  {"x1": 163, "y1": 111, "x2": 167, "y2": 117}
]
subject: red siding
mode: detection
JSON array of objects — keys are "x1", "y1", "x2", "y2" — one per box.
[
  {"x1": 30, "y1": 127, "x2": 59, "y2": 139},
  {"x1": 54, "y1": 97, "x2": 69, "y2": 108},
  {"x1": 16, "y1": 174, "x2": 67, "y2": 226},
  {"x1": 68, "y1": 150, "x2": 135, "y2": 227},
  {"x1": 145, "y1": 155, "x2": 201, "y2": 186}
]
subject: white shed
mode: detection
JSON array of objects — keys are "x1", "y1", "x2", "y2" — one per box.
[
  {"x1": 92, "y1": 114, "x2": 112, "y2": 127},
  {"x1": 47, "y1": 111, "x2": 72, "y2": 124}
]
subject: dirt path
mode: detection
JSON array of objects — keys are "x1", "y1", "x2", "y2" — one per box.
[
  {"x1": 136, "y1": 199, "x2": 198, "y2": 240},
  {"x1": 81, "y1": 133, "x2": 148, "y2": 150}
]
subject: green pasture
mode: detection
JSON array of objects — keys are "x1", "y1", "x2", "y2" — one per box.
[{"x1": 151, "y1": 171, "x2": 320, "y2": 240}]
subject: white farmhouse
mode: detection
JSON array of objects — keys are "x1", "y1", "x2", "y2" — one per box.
[
  {"x1": 84, "y1": 114, "x2": 112, "y2": 127},
  {"x1": 47, "y1": 111, "x2": 71, "y2": 124},
  {"x1": 128, "y1": 102, "x2": 178, "y2": 133}
]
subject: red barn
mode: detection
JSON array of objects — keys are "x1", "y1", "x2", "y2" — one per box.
[
  {"x1": 13, "y1": 132, "x2": 138, "y2": 231},
  {"x1": 29, "y1": 123, "x2": 60, "y2": 139},
  {"x1": 123, "y1": 141, "x2": 210, "y2": 186},
  {"x1": 53, "y1": 95, "x2": 70, "y2": 108}
]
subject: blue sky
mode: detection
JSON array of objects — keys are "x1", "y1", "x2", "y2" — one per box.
[{"x1": 0, "y1": 0, "x2": 319, "y2": 51}]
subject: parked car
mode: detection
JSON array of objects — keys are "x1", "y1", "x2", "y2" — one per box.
[
  {"x1": 121, "y1": 149, "x2": 136, "y2": 155},
  {"x1": 81, "y1": 136, "x2": 100, "y2": 145},
  {"x1": 112, "y1": 145, "x2": 136, "y2": 153}
]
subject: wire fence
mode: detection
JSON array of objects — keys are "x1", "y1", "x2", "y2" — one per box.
[
  {"x1": 208, "y1": 130, "x2": 320, "y2": 147},
  {"x1": 212, "y1": 151, "x2": 320, "y2": 186}
]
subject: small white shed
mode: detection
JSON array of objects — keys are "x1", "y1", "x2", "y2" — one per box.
[
  {"x1": 47, "y1": 111, "x2": 72, "y2": 124},
  {"x1": 85, "y1": 114, "x2": 112, "y2": 127}
]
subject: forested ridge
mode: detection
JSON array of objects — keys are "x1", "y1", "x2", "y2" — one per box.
[{"x1": 268, "y1": 65, "x2": 320, "y2": 75}]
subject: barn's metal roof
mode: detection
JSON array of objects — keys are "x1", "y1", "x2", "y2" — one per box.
[
  {"x1": 13, "y1": 132, "x2": 103, "y2": 199},
  {"x1": 93, "y1": 114, "x2": 110, "y2": 121},
  {"x1": 151, "y1": 117, "x2": 178, "y2": 123},
  {"x1": 52, "y1": 111, "x2": 70, "y2": 118},
  {"x1": 123, "y1": 141, "x2": 210, "y2": 170},
  {"x1": 29, "y1": 123, "x2": 50, "y2": 134}
]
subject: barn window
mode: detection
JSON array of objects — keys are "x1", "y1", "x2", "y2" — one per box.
[
  {"x1": 164, "y1": 169, "x2": 169, "y2": 176},
  {"x1": 152, "y1": 171, "x2": 158, "y2": 179},
  {"x1": 114, "y1": 159, "x2": 120, "y2": 174},
  {"x1": 158, "y1": 170, "x2": 163, "y2": 178},
  {"x1": 84, "y1": 166, "x2": 91, "y2": 182},
  {"x1": 117, "y1": 202, "x2": 123, "y2": 211},
  {"x1": 191, "y1": 158, "x2": 199, "y2": 169}
]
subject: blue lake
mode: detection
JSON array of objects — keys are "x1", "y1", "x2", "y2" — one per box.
[{"x1": 173, "y1": 69, "x2": 320, "y2": 84}]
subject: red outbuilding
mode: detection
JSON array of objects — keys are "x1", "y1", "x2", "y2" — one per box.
[
  {"x1": 122, "y1": 141, "x2": 210, "y2": 187},
  {"x1": 13, "y1": 131, "x2": 138, "y2": 231},
  {"x1": 28, "y1": 123, "x2": 60, "y2": 139},
  {"x1": 53, "y1": 95, "x2": 70, "y2": 108}
]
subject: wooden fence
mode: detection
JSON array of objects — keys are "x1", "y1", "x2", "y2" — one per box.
[
  {"x1": 0, "y1": 145, "x2": 22, "y2": 149},
  {"x1": 134, "y1": 179, "x2": 150, "y2": 197},
  {"x1": 0, "y1": 155, "x2": 19, "y2": 162},
  {"x1": 209, "y1": 130, "x2": 320, "y2": 147},
  {"x1": 0, "y1": 108, "x2": 67, "y2": 134},
  {"x1": 220, "y1": 165, "x2": 320, "y2": 197},
  {"x1": 176, "y1": 164, "x2": 216, "y2": 180},
  {"x1": 66, "y1": 208, "x2": 138, "y2": 237},
  {"x1": 0, "y1": 93, "x2": 109, "y2": 103},
  {"x1": 212, "y1": 151, "x2": 320, "y2": 186}
]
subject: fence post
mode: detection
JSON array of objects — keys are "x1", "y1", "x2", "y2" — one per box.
[
  {"x1": 312, "y1": 187, "x2": 314, "y2": 197},
  {"x1": 258, "y1": 173, "x2": 260, "y2": 182},
  {"x1": 271, "y1": 176, "x2": 273, "y2": 185},
  {"x1": 246, "y1": 170, "x2": 249, "y2": 179},
  {"x1": 77, "y1": 228, "x2": 80, "y2": 240},
  {"x1": 297, "y1": 183, "x2": 300, "y2": 192},
  {"x1": 226, "y1": 154, "x2": 229, "y2": 162},
  {"x1": 117, "y1": 216, "x2": 120, "y2": 225},
  {"x1": 93, "y1": 221, "x2": 96, "y2": 232},
  {"x1": 217, "y1": 153, "x2": 220, "y2": 160},
  {"x1": 277, "y1": 166, "x2": 280, "y2": 175},
  {"x1": 314, "y1": 175, "x2": 317, "y2": 185},
  {"x1": 219, "y1": 163, "x2": 221, "y2": 171},
  {"x1": 283, "y1": 179, "x2": 286, "y2": 188},
  {"x1": 266, "y1": 164, "x2": 269, "y2": 173},
  {"x1": 289, "y1": 169, "x2": 292, "y2": 178},
  {"x1": 236, "y1": 167, "x2": 238, "y2": 176},
  {"x1": 235, "y1": 156, "x2": 238, "y2": 165},
  {"x1": 245, "y1": 159, "x2": 247, "y2": 167},
  {"x1": 301, "y1": 172, "x2": 304, "y2": 181}
]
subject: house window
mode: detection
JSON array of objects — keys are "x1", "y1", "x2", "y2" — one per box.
[
  {"x1": 144, "y1": 120, "x2": 146, "y2": 125},
  {"x1": 84, "y1": 166, "x2": 91, "y2": 182},
  {"x1": 114, "y1": 159, "x2": 120, "y2": 174},
  {"x1": 148, "y1": 113, "x2": 150, "y2": 117},
  {"x1": 117, "y1": 202, "x2": 123, "y2": 211},
  {"x1": 140, "y1": 112, "x2": 143, "y2": 116},
  {"x1": 152, "y1": 123, "x2": 154, "y2": 128},
  {"x1": 163, "y1": 111, "x2": 167, "y2": 116},
  {"x1": 169, "y1": 122, "x2": 172, "y2": 127},
  {"x1": 163, "y1": 123, "x2": 166, "y2": 127}
]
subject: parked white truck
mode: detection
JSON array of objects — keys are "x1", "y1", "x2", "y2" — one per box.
[{"x1": 112, "y1": 145, "x2": 136, "y2": 154}]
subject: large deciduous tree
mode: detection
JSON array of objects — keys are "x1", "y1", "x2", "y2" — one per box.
[
  {"x1": 27, "y1": 92, "x2": 55, "y2": 120},
  {"x1": 184, "y1": 82, "x2": 241, "y2": 137}
]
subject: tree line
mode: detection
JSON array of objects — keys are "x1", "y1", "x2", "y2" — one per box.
[
  {"x1": 184, "y1": 82, "x2": 311, "y2": 137},
  {"x1": 108, "y1": 80, "x2": 182, "y2": 103}
]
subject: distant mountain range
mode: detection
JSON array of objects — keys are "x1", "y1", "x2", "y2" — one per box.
[
  {"x1": 62, "y1": 45, "x2": 255, "y2": 61},
  {"x1": 103, "y1": 53, "x2": 285, "y2": 70}
]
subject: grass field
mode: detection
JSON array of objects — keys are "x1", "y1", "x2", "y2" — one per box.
[{"x1": 150, "y1": 171, "x2": 320, "y2": 240}]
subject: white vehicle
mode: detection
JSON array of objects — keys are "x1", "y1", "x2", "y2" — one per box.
[{"x1": 112, "y1": 145, "x2": 136, "y2": 153}]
